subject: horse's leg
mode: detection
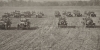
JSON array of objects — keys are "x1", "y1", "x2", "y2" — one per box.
[{"x1": 82, "y1": 21, "x2": 86, "y2": 28}]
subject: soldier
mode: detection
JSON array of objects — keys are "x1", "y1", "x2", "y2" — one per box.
[
  {"x1": 32, "y1": 11, "x2": 36, "y2": 15},
  {"x1": 86, "y1": 17, "x2": 93, "y2": 23},
  {"x1": 58, "y1": 15, "x2": 67, "y2": 27},
  {"x1": 17, "y1": 18, "x2": 30, "y2": 29},
  {"x1": 59, "y1": 15, "x2": 66, "y2": 21},
  {"x1": 62, "y1": 11, "x2": 66, "y2": 15},
  {"x1": 82, "y1": 16, "x2": 93, "y2": 27},
  {"x1": 26, "y1": 19, "x2": 30, "y2": 25},
  {"x1": 87, "y1": 17, "x2": 93, "y2": 25}
]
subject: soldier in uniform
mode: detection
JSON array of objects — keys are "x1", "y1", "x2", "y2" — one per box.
[
  {"x1": 59, "y1": 15, "x2": 66, "y2": 22},
  {"x1": 82, "y1": 16, "x2": 93, "y2": 27},
  {"x1": 26, "y1": 19, "x2": 30, "y2": 25}
]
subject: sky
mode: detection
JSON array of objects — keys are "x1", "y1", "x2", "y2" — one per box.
[{"x1": 1, "y1": 0, "x2": 90, "y2": 2}]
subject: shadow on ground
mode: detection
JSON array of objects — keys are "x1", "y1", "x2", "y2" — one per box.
[
  {"x1": 0, "y1": 26, "x2": 39, "y2": 30},
  {"x1": 59, "y1": 26, "x2": 100, "y2": 28},
  {"x1": 59, "y1": 26, "x2": 76, "y2": 28},
  {"x1": 86, "y1": 26, "x2": 100, "y2": 28}
]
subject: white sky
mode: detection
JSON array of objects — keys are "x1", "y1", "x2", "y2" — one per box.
[{"x1": 1, "y1": 0, "x2": 90, "y2": 2}]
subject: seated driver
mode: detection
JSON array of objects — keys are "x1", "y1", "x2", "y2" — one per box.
[
  {"x1": 86, "y1": 17, "x2": 93, "y2": 24},
  {"x1": 59, "y1": 16, "x2": 66, "y2": 22}
]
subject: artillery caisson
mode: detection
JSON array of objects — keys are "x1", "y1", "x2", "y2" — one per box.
[
  {"x1": 0, "y1": 17, "x2": 12, "y2": 29},
  {"x1": 17, "y1": 18, "x2": 31, "y2": 30},
  {"x1": 22, "y1": 11, "x2": 32, "y2": 18},
  {"x1": 62, "y1": 11, "x2": 67, "y2": 15},
  {"x1": 86, "y1": 19, "x2": 95, "y2": 27},
  {"x1": 84, "y1": 11, "x2": 96, "y2": 17},
  {"x1": 82, "y1": 17, "x2": 95, "y2": 27},
  {"x1": 32, "y1": 11, "x2": 36, "y2": 16},
  {"x1": 0, "y1": 21, "x2": 8, "y2": 29},
  {"x1": 13, "y1": 11, "x2": 21, "y2": 18},
  {"x1": 73, "y1": 10, "x2": 82, "y2": 17},
  {"x1": 2, "y1": 13, "x2": 11, "y2": 18},
  {"x1": 55, "y1": 11, "x2": 61, "y2": 17},
  {"x1": 36, "y1": 12, "x2": 44, "y2": 18},
  {"x1": 66, "y1": 12, "x2": 73, "y2": 17},
  {"x1": 58, "y1": 17, "x2": 67, "y2": 27},
  {"x1": 40, "y1": 12, "x2": 44, "y2": 16}
]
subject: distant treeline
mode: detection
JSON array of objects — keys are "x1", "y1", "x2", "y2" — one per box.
[{"x1": 0, "y1": 0, "x2": 100, "y2": 6}]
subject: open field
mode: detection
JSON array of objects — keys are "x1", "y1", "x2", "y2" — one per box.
[{"x1": 0, "y1": 6, "x2": 100, "y2": 50}]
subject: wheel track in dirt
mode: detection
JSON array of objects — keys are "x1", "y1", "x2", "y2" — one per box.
[
  {"x1": 0, "y1": 30, "x2": 22, "y2": 43},
  {"x1": 0, "y1": 30, "x2": 30, "y2": 49},
  {"x1": 62, "y1": 17, "x2": 100, "y2": 50},
  {"x1": 25, "y1": 17, "x2": 59, "y2": 50},
  {"x1": 66, "y1": 29, "x2": 84, "y2": 50},
  {"x1": 39, "y1": 28, "x2": 71, "y2": 50},
  {"x1": 80, "y1": 28, "x2": 99, "y2": 50},
  {"x1": 0, "y1": 18, "x2": 52, "y2": 45},
  {"x1": 0, "y1": 18, "x2": 42, "y2": 43},
  {"x1": 0, "y1": 17, "x2": 56, "y2": 50},
  {"x1": 64, "y1": 28, "x2": 100, "y2": 50},
  {"x1": 68, "y1": 28, "x2": 89, "y2": 50},
  {"x1": 0, "y1": 17, "x2": 100, "y2": 50},
  {"x1": 62, "y1": 19, "x2": 100, "y2": 50},
  {"x1": 97, "y1": 32, "x2": 100, "y2": 50},
  {"x1": 26, "y1": 17, "x2": 80, "y2": 50},
  {"x1": 0, "y1": 18, "x2": 47, "y2": 50},
  {"x1": 49, "y1": 28, "x2": 82, "y2": 50},
  {"x1": 48, "y1": 18, "x2": 87, "y2": 50},
  {"x1": 28, "y1": 17, "x2": 81, "y2": 50},
  {"x1": 0, "y1": 18, "x2": 41, "y2": 47},
  {"x1": 15, "y1": 17, "x2": 58, "y2": 50},
  {"x1": 74, "y1": 26, "x2": 100, "y2": 50},
  {"x1": 96, "y1": 28, "x2": 100, "y2": 50},
  {"x1": 48, "y1": 18, "x2": 77, "y2": 50}
]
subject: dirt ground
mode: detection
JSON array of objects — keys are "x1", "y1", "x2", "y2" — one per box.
[{"x1": 0, "y1": 6, "x2": 100, "y2": 50}]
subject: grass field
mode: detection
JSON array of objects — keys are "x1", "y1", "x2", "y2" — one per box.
[{"x1": 0, "y1": 6, "x2": 100, "y2": 50}]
